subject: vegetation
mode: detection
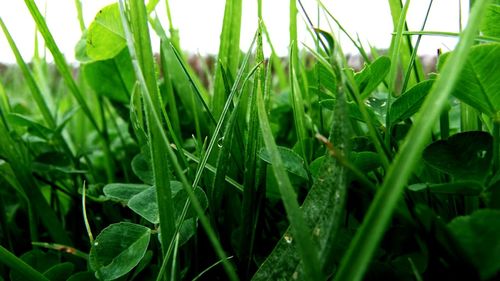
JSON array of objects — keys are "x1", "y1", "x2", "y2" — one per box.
[{"x1": 1, "y1": 0, "x2": 500, "y2": 280}]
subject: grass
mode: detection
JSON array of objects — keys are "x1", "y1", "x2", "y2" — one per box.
[{"x1": 1, "y1": 0, "x2": 500, "y2": 280}]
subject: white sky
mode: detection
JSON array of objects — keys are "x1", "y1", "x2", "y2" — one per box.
[{"x1": 0, "y1": 0, "x2": 468, "y2": 63}]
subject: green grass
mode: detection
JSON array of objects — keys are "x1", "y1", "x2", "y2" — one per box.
[{"x1": 1, "y1": 0, "x2": 500, "y2": 280}]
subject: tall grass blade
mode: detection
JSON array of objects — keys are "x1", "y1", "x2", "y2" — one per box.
[
  {"x1": 256, "y1": 53, "x2": 323, "y2": 281},
  {"x1": 213, "y1": 0, "x2": 242, "y2": 119},
  {"x1": 124, "y1": 0, "x2": 176, "y2": 266},
  {"x1": 334, "y1": 0, "x2": 493, "y2": 280},
  {"x1": 118, "y1": 1, "x2": 239, "y2": 279}
]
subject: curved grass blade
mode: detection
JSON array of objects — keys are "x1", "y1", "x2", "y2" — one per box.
[
  {"x1": 334, "y1": 1, "x2": 494, "y2": 280},
  {"x1": 256, "y1": 55, "x2": 323, "y2": 281},
  {"x1": 253, "y1": 81, "x2": 350, "y2": 281}
]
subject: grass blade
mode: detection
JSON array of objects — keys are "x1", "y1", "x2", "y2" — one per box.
[
  {"x1": 334, "y1": 0, "x2": 493, "y2": 280},
  {"x1": 213, "y1": 0, "x2": 242, "y2": 119},
  {"x1": 256, "y1": 50, "x2": 323, "y2": 281}
]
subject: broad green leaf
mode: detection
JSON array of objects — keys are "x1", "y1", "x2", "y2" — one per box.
[
  {"x1": 86, "y1": 3, "x2": 126, "y2": 61},
  {"x1": 448, "y1": 209, "x2": 500, "y2": 279},
  {"x1": 440, "y1": 43, "x2": 500, "y2": 118},
  {"x1": 89, "y1": 222, "x2": 151, "y2": 281},
  {"x1": 423, "y1": 131, "x2": 493, "y2": 182},
  {"x1": 481, "y1": 1, "x2": 500, "y2": 38},
  {"x1": 103, "y1": 183, "x2": 150, "y2": 204},
  {"x1": 355, "y1": 56, "x2": 390, "y2": 99},
  {"x1": 43, "y1": 262, "x2": 74, "y2": 281},
  {"x1": 389, "y1": 79, "x2": 434, "y2": 125},
  {"x1": 259, "y1": 146, "x2": 308, "y2": 180},
  {"x1": 83, "y1": 48, "x2": 134, "y2": 103}
]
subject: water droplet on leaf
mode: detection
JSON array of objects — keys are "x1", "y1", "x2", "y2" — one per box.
[
  {"x1": 284, "y1": 233, "x2": 293, "y2": 244},
  {"x1": 217, "y1": 137, "x2": 224, "y2": 148}
]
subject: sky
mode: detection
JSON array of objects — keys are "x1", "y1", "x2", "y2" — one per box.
[{"x1": 0, "y1": 0, "x2": 468, "y2": 63}]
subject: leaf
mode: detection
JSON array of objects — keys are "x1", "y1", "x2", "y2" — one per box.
[
  {"x1": 389, "y1": 79, "x2": 434, "y2": 125},
  {"x1": 89, "y1": 222, "x2": 151, "y2": 281},
  {"x1": 43, "y1": 262, "x2": 74, "y2": 281},
  {"x1": 103, "y1": 183, "x2": 150, "y2": 204},
  {"x1": 127, "y1": 182, "x2": 208, "y2": 224},
  {"x1": 481, "y1": 1, "x2": 500, "y2": 38},
  {"x1": 350, "y1": 151, "x2": 382, "y2": 173},
  {"x1": 128, "y1": 186, "x2": 159, "y2": 224},
  {"x1": 448, "y1": 209, "x2": 500, "y2": 280},
  {"x1": 67, "y1": 271, "x2": 99, "y2": 281},
  {"x1": 355, "y1": 56, "x2": 391, "y2": 99},
  {"x1": 408, "y1": 181, "x2": 483, "y2": 196},
  {"x1": 10, "y1": 250, "x2": 58, "y2": 281},
  {"x1": 258, "y1": 146, "x2": 308, "y2": 180},
  {"x1": 83, "y1": 48, "x2": 134, "y2": 103},
  {"x1": 439, "y1": 43, "x2": 500, "y2": 118},
  {"x1": 131, "y1": 152, "x2": 153, "y2": 185},
  {"x1": 86, "y1": 3, "x2": 126, "y2": 61},
  {"x1": 423, "y1": 131, "x2": 493, "y2": 182}
]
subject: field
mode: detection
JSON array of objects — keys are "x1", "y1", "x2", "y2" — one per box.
[{"x1": 1, "y1": 0, "x2": 500, "y2": 280}]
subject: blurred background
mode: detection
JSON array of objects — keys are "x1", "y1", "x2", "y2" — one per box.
[{"x1": 0, "y1": 0, "x2": 468, "y2": 63}]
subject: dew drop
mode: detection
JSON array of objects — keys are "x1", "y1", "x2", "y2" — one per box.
[
  {"x1": 477, "y1": 150, "x2": 487, "y2": 158},
  {"x1": 284, "y1": 233, "x2": 293, "y2": 244},
  {"x1": 217, "y1": 137, "x2": 224, "y2": 148},
  {"x1": 93, "y1": 241, "x2": 99, "y2": 246},
  {"x1": 292, "y1": 271, "x2": 299, "y2": 280},
  {"x1": 313, "y1": 227, "x2": 321, "y2": 237}
]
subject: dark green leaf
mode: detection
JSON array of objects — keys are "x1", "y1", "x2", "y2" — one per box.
[
  {"x1": 355, "y1": 56, "x2": 390, "y2": 99},
  {"x1": 448, "y1": 209, "x2": 500, "y2": 280},
  {"x1": 131, "y1": 152, "x2": 153, "y2": 185},
  {"x1": 89, "y1": 222, "x2": 151, "y2": 281},
  {"x1": 423, "y1": 131, "x2": 493, "y2": 181},
  {"x1": 408, "y1": 181, "x2": 483, "y2": 196},
  {"x1": 9, "y1": 250, "x2": 58, "y2": 281},
  {"x1": 103, "y1": 183, "x2": 150, "y2": 204},
  {"x1": 67, "y1": 271, "x2": 99, "y2": 281},
  {"x1": 259, "y1": 146, "x2": 308, "y2": 180},
  {"x1": 43, "y1": 262, "x2": 74, "y2": 281}
]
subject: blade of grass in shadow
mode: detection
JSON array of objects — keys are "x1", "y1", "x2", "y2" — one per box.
[
  {"x1": 239, "y1": 16, "x2": 266, "y2": 276},
  {"x1": 125, "y1": 0, "x2": 176, "y2": 271},
  {"x1": 213, "y1": 0, "x2": 242, "y2": 119},
  {"x1": 334, "y1": 1, "x2": 493, "y2": 280},
  {"x1": 23, "y1": 0, "x2": 115, "y2": 181},
  {"x1": 158, "y1": 33, "x2": 261, "y2": 281},
  {"x1": 0, "y1": 122, "x2": 72, "y2": 245},
  {"x1": 0, "y1": 245, "x2": 49, "y2": 281},
  {"x1": 256, "y1": 49, "x2": 323, "y2": 281},
  {"x1": 118, "y1": 2, "x2": 239, "y2": 279}
]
